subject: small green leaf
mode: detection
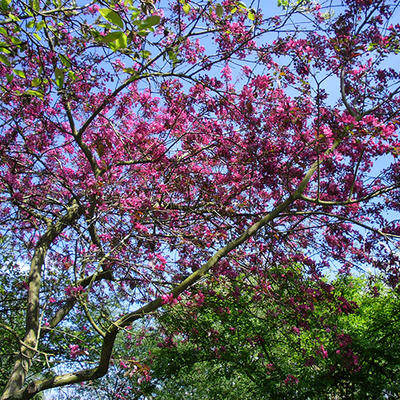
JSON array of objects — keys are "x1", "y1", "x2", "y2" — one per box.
[
  {"x1": 183, "y1": 3, "x2": 190, "y2": 14},
  {"x1": 115, "y1": 32, "x2": 127, "y2": 49},
  {"x1": 59, "y1": 54, "x2": 71, "y2": 68},
  {"x1": 113, "y1": 32, "x2": 127, "y2": 50},
  {"x1": 0, "y1": 0, "x2": 11, "y2": 11},
  {"x1": 140, "y1": 50, "x2": 151, "y2": 59},
  {"x1": 97, "y1": 23, "x2": 113, "y2": 30},
  {"x1": 101, "y1": 31, "x2": 127, "y2": 50},
  {"x1": 54, "y1": 67, "x2": 64, "y2": 88},
  {"x1": 36, "y1": 20, "x2": 46, "y2": 30},
  {"x1": 30, "y1": 0, "x2": 39, "y2": 12},
  {"x1": 13, "y1": 69, "x2": 25, "y2": 78},
  {"x1": 216, "y1": 3, "x2": 223, "y2": 17},
  {"x1": 68, "y1": 70, "x2": 76, "y2": 81},
  {"x1": 8, "y1": 12, "x2": 20, "y2": 21},
  {"x1": 123, "y1": 67, "x2": 137, "y2": 75},
  {"x1": 32, "y1": 77, "x2": 41, "y2": 86},
  {"x1": 99, "y1": 8, "x2": 124, "y2": 29},
  {"x1": 142, "y1": 15, "x2": 161, "y2": 28},
  {"x1": 247, "y1": 10, "x2": 255, "y2": 20},
  {"x1": 277, "y1": 0, "x2": 289, "y2": 9},
  {"x1": 236, "y1": 1, "x2": 247, "y2": 9},
  {"x1": 33, "y1": 33, "x2": 41, "y2": 40},
  {"x1": 10, "y1": 36, "x2": 22, "y2": 45},
  {"x1": 130, "y1": 8, "x2": 140, "y2": 20},
  {"x1": 0, "y1": 54, "x2": 10, "y2": 66},
  {"x1": 24, "y1": 89, "x2": 44, "y2": 99},
  {"x1": 101, "y1": 31, "x2": 124, "y2": 43}
]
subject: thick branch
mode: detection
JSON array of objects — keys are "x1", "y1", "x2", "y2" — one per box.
[{"x1": 1, "y1": 201, "x2": 82, "y2": 400}]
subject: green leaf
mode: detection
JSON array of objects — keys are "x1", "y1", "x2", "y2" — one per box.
[
  {"x1": 130, "y1": 8, "x2": 141, "y2": 20},
  {"x1": 101, "y1": 31, "x2": 127, "y2": 50},
  {"x1": 97, "y1": 23, "x2": 113, "y2": 30},
  {"x1": 54, "y1": 67, "x2": 64, "y2": 88},
  {"x1": 36, "y1": 20, "x2": 46, "y2": 30},
  {"x1": 216, "y1": 3, "x2": 223, "y2": 17},
  {"x1": 140, "y1": 50, "x2": 151, "y2": 59},
  {"x1": 247, "y1": 10, "x2": 255, "y2": 20},
  {"x1": 236, "y1": 1, "x2": 247, "y2": 8},
  {"x1": 114, "y1": 32, "x2": 127, "y2": 49},
  {"x1": 123, "y1": 67, "x2": 137, "y2": 75},
  {"x1": 31, "y1": 77, "x2": 41, "y2": 86},
  {"x1": 114, "y1": 32, "x2": 127, "y2": 50},
  {"x1": 183, "y1": 3, "x2": 190, "y2": 14},
  {"x1": 0, "y1": 54, "x2": 10, "y2": 66},
  {"x1": 6, "y1": 73, "x2": 12, "y2": 83},
  {"x1": 8, "y1": 12, "x2": 20, "y2": 21},
  {"x1": 68, "y1": 70, "x2": 76, "y2": 81},
  {"x1": 101, "y1": 31, "x2": 124, "y2": 43},
  {"x1": 99, "y1": 8, "x2": 124, "y2": 29},
  {"x1": 30, "y1": 0, "x2": 39, "y2": 12},
  {"x1": 13, "y1": 69, "x2": 25, "y2": 78},
  {"x1": 33, "y1": 32, "x2": 41, "y2": 41},
  {"x1": 10, "y1": 36, "x2": 22, "y2": 45},
  {"x1": 59, "y1": 54, "x2": 71, "y2": 68},
  {"x1": 142, "y1": 15, "x2": 161, "y2": 28},
  {"x1": 24, "y1": 89, "x2": 43, "y2": 99},
  {"x1": 0, "y1": 0, "x2": 11, "y2": 11}
]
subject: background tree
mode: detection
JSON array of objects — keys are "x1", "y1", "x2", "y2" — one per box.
[
  {"x1": 0, "y1": 0, "x2": 400, "y2": 399},
  {"x1": 136, "y1": 271, "x2": 400, "y2": 400},
  {"x1": 60, "y1": 271, "x2": 400, "y2": 400}
]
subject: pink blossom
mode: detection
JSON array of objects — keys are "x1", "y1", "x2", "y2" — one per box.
[
  {"x1": 69, "y1": 344, "x2": 81, "y2": 360},
  {"x1": 319, "y1": 344, "x2": 328, "y2": 359},
  {"x1": 161, "y1": 293, "x2": 178, "y2": 305},
  {"x1": 284, "y1": 374, "x2": 299, "y2": 385},
  {"x1": 221, "y1": 63, "x2": 232, "y2": 81}
]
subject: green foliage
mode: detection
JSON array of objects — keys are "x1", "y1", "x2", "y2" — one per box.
[
  {"x1": 114, "y1": 271, "x2": 400, "y2": 400},
  {"x1": 277, "y1": 0, "x2": 312, "y2": 11}
]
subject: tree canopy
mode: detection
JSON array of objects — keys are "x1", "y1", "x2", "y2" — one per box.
[{"x1": 0, "y1": 0, "x2": 400, "y2": 398}]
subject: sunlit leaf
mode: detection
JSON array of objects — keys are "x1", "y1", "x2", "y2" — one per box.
[
  {"x1": 99, "y1": 8, "x2": 124, "y2": 29},
  {"x1": 24, "y1": 89, "x2": 44, "y2": 99},
  {"x1": 59, "y1": 54, "x2": 71, "y2": 68},
  {"x1": 102, "y1": 31, "x2": 128, "y2": 50},
  {"x1": 142, "y1": 15, "x2": 161, "y2": 28},
  {"x1": 0, "y1": 54, "x2": 10, "y2": 66},
  {"x1": 31, "y1": 77, "x2": 41, "y2": 86},
  {"x1": 216, "y1": 3, "x2": 223, "y2": 17},
  {"x1": 30, "y1": 0, "x2": 39, "y2": 11},
  {"x1": 13, "y1": 69, "x2": 25, "y2": 78},
  {"x1": 54, "y1": 68, "x2": 64, "y2": 88}
]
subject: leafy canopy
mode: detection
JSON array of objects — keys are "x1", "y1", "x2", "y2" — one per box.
[{"x1": 0, "y1": 0, "x2": 400, "y2": 399}]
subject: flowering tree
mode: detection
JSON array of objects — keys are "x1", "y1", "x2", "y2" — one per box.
[{"x1": 1, "y1": 0, "x2": 400, "y2": 398}]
